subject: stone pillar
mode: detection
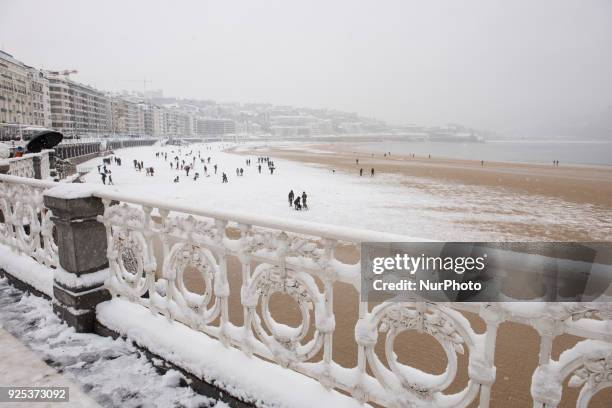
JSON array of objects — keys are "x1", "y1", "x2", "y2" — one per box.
[
  {"x1": 48, "y1": 150, "x2": 57, "y2": 179},
  {"x1": 32, "y1": 155, "x2": 42, "y2": 179},
  {"x1": 48, "y1": 150, "x2": 56, "y2": 169},
  {"x1": 43, "y1": 186, "x2": 110, "y2": 332}
]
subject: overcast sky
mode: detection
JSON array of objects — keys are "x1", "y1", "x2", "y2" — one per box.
[{"x1": 1, "y1": 0, "x2": 611, "y2": 136}]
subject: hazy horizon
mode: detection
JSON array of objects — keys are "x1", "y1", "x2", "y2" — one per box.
[{"x1": 1, "y1": 0, "x2": 611, "y2": 138}]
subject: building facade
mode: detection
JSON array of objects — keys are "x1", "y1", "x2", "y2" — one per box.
[
  {"x1": 0, "y1": 50, "x2": 52, "y2": 134},
  {"x1": 140, "y1": 103, "x2": 165, "y2": 138},
  {"x1": 195, "y1": 118, "x2": 236, "y2": 137},
  {"x1": 47, "y1": 72, "x2": 110, "y2": 137},
  {"x1": 109, "y1": 95, "x2": 141, "y2": 136}
]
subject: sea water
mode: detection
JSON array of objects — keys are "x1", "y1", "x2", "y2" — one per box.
[{"x1": 351, "y1": 140, "x2": 612, "y2": 166}]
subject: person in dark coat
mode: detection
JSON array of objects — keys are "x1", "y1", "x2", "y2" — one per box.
[
  {"x1": 360, "y1": 168, "x2": 363, "y2": 176},
  {"x1": 288, "y1": 190, "x2": 294, "y2": 206},
  {"x1": 301, "y1": 191, "x2": 308, "y2": 210},
  {"x1": 371, "y1": 168, "x2": 375, "y2": 176},
  {"x1": 222, "y1": 173, "x2": 228, "y2": 183},
  {"x1": 101, "y1": 172, "x2": 107, "y2": 184},
  {"x1": 294, "y1": 196, "x2": 302, "y2": 211}
]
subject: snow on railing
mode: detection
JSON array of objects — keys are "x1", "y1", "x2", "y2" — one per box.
[
  {"x1": 0, "y1": 174, "x2": 58, "y2": 268},
  {"x1": 93, "y1": 190, "x2": 612, "y2": 408},
  {"x1": 0, "y1": 172, "x2": 610, "y2": 407},
  {"x1": 0, "y1": 150, "x2": 52, "y2": 180}
]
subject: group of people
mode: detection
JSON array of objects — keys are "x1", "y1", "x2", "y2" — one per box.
[
  {"x1": 116, "y1": 146, "x2": 289, "y2": 189},
  {"x1": 288, "y1": 190, "x2": 308, "y2": 211},
  {"x1": 97, "y1": 156, "x2": 120, "y2": 185},
  {"x1": 255, "y1": 156, "x2": 276, "y2": 175},
  {"x1": 133, "y1": 159, "x2": 145, "y2": 171}
]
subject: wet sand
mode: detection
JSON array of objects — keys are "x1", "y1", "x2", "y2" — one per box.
[
  {"x1": 234, "y1": 143, "x2": 612, "y2": 209},
  {"x1": 212, "y1": 143, "x2": 612, "y2": 406},
  {"x1": 231, "y1": 143, "x2": 612, "y2": 241},
  {"x1": 175, "y1": 236, "x2": 611, "y2": 408}
]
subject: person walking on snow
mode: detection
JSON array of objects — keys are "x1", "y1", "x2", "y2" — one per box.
[
  {"x1": 294, "y1": 196, "x2": 302, "y2": 211},
  {"x1": 301, "y1": 191, "x2": 308, "y2": 210},
  {"x1": 288, "y1": 190, "x2": 294, "y2": 207}
]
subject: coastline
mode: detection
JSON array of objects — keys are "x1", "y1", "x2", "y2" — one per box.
[{"x1": 232, "y1": 142, "x2": 612, "y2": 209}]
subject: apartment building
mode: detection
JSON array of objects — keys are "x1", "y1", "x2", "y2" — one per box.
[
  {"x1": 0, "y1": 50, "x2": 51, "y2": 129},
  {"x1": 140, "y1": 103, "x2": 165, "y2": 138},
  {"x1": 47, "y1": 72, "x2": 110, "y2": 137},
  {"x1": 163, "y1": 109, "x2": 193, "y2": 137},
  {"x1": 195, "y1": 118, "x2": 236, "y2": 137},
  {"x1": 109, "y1": 95, "x2": 141, "y2": 136}
]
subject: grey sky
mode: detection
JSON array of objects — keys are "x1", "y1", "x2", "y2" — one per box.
[{"x1": 1, "y1": 0, "x2": 611, "y2": 137}]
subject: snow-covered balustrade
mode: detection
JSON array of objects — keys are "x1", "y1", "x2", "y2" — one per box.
[
  {"x1": 94, "y1": 190, "x2": 612, "y2": 408},
  {"x1": 0, "y1": 150, "x2": 52, "y2": 180},
  {"x1": 0, "y1": 174, "x2": 58, "y2": 268},
  {"x1": 0, "y1": 173, "x2": 610, "y2": 406},
  {"x1": 9, "y1": 155, "x2": 35, "y2": 178}
]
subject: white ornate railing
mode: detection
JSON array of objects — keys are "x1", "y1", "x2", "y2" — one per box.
[
  {"x1": 0, "y1": 174, "x2": 58, "y2": 268},
  {"x1": 0, "y1": 172, "x2": 609, "y2": 407},
  {"x1": 39, "y1": 151, "x2": 51, "y2": 180},
  {"x1": 93, "y1": 190, "x2": 612, "y2": 408},
  {"x1": 1, "y1": 151, "x2": 52, "y2": 180},
  {"x1": 6, "y1": 154, "x2": 35, "y2": 178}
]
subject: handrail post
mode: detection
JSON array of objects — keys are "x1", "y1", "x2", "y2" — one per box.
[{"x1": 43, "y1": 186, "x2": 110, "y2": 332}]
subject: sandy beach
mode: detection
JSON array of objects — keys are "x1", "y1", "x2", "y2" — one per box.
[
  {"x1": 221, "y1": 142, "x2": 612, "y2": 406},
  {"x1": 233, "y1": 143, "x2": 612, "y2": 241},
  {"x1": 82, "y1": 143, "x2": 611, "y2": 407},
  {"x1": 182, "y1": 242, "x2": 612, "y2": 408}
]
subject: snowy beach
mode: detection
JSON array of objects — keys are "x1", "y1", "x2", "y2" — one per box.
[{"x1": 80, "y1": 141, "x2": 612, "y2": 241}]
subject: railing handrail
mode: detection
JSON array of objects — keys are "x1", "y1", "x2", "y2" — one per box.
[
  {"x1": 92, "y1": 188, "x2": 424, "y2": 243},
  {"x1": 1, "y1": 172, "x2": 611, "y2": 407},
  {"x1": 0, "y1": 173, "x2": 57, "y2": 189}
]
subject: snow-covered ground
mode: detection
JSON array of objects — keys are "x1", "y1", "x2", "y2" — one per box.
[
  {"x1": 78, "y1": 142, "x2": 611, "y2": 241},
  {"x1": 0, "y1": 278, "x2": 224, "y2": 408}
]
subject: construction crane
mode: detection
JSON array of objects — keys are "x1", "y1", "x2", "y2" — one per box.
[
  {"x1": 121, "y1": 78, "x2": 152, "y2": 93},
  {"x1": 46, "y1": 69, "x2": 78, "y2": 77}
]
